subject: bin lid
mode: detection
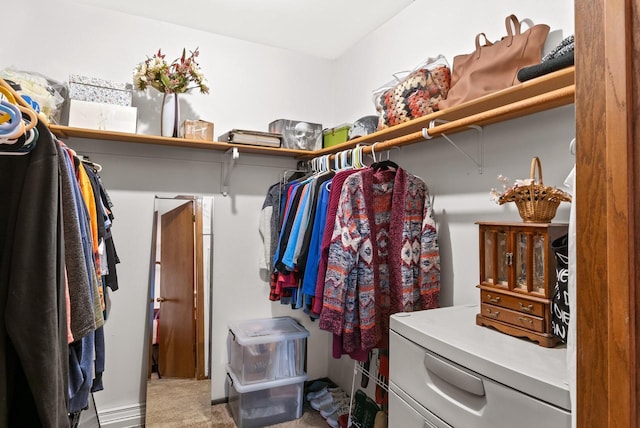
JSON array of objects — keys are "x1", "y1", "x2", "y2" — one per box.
[
  {"x1": 228, "y1": 316, "x2": 309, "y2": 345},
  {"x1": 226, "y1": 366, "x2": 308, "y2": 393},
  {"x1": 323, "y1": 123, "x2": 353, "y2": 135}
]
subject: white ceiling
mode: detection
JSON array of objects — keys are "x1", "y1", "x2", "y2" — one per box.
[{"x1": 77, "y1": 0, "x2": 414, "y2": 59}]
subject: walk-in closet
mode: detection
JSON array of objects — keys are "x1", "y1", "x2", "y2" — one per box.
[{"x1": 1, "y1": 0, "x2": 637, "y2": 427}]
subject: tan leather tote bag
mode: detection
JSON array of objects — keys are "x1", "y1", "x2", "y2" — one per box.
[{"x1": 440, "y1": 15, "x2": 549, "y2": 109}]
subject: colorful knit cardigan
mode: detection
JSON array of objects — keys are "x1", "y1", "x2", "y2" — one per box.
[{"x1": 319, "y1": 167, "x2": 440, "y2": 353}]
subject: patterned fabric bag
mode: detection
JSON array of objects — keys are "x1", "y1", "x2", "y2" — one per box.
[
  {"x1": 551, "y1": 234, "x2": 570, "y2": 342},
  {"x1": 373, "y1": 55, "x2": 451, "y2": 130}
]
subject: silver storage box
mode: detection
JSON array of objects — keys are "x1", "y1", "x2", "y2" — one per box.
[{"x1": 268, "y1": 119, "x2": 322, "y2": 151}]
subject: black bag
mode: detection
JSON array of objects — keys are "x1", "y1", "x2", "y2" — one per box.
[{"x1": 551, "y1": 234, "x2": 570, "y2": 342}]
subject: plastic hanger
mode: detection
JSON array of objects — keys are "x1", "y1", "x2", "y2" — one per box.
[
  {"x1": 80, "y1": 155, "x2": 103, "y2": 172},
  {"x1": 569, "y1": 138, "x2": 576, "y2": 156},
  {"x1": 0, "y1": 87, "x2": 18, "y2": 125},
  {"x1": 0, "y1": 101, "x2": 20, "y2": 133},
  {"x1": 0, "y1": 126, "x2": 39, "y2": 155},
  {"x1": 356, "y1": 145, "x2": 367, "y2": 168}
]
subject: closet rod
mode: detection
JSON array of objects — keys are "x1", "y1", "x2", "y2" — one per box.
[
  {"x1": 307, "y1": 84, "x2": 575, "y2": 161},
  {"x1": 0, "y1": 77, "x2": 51, "y2": 128}
]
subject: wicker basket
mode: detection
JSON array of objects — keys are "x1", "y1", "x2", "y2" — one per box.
[{"x1": 499, "y1": 157, "x2": 572, "y2": 223}]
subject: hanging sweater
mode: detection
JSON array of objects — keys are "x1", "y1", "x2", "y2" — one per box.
[
  {"x1": 312, "y1": 169, "x2": 361, "y2": 315},
  {"x1": 319, "y1": 167, "x2": 440, "y2": 353},
  {"x1": 0, "y1": 122, "x2": 70, "y2": 427},
  {"x1": 56, "y1": 141, "x2": 95, "y2": 340}
]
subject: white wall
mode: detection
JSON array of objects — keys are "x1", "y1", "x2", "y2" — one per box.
[
  {"x1": 326, "y1": 0, "x2": 575, "y2": 392},
  {"x1": 3, "y1": 0, "x2": 334, "y2": 136},
  {"x1": 3, "y1": 1, "x2": 336, "y2": 425},
  {"x1": 330, "y1": 1, "x2": 575, "y2": 124},
  {"x1": 4, "y1": 0, "x2": 576, "y2": 425}
]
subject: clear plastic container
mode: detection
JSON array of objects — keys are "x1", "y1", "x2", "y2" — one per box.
[
  {"x1": 226, "y1": 369, "x2": 306, "y2": 428},
  {"x1": 227, "y1": 316, "x2": 309, "y2": 384}
]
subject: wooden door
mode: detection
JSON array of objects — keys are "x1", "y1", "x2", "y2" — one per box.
[{"x1": 159, "y1": 202, "x2": 196, "y2": 378}]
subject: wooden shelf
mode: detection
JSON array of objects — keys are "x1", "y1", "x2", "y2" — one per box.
[
  {"x1": 48, "y1": 66, "x2": 575, "y2": 159},
  {"x1": 310, "y1": 66, "x2": 575, "y2": 158},
  {"x1": 49, "y1": 125, "x2": 311, "y2": 157}
]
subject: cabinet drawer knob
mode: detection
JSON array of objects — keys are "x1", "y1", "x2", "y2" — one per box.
[
  {"x1": 487, "y1": 294, "x2": 501, "y2": 304},
  {"x1": 518, "y1": 316, "x2": 534, "y2": 324},
  {"x1": 486, "y1": 309, "x2": 500, "y2": 319},
  {"x1": 518, "y1": 302, "x2": 534, "y2": 312}
]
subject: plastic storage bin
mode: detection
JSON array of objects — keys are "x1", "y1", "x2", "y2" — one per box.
[
  {"x1": 228, "y1": 317, "x2": 309, "y2": 384},
  {"x1": 323, "y1": 123, "x2": 352, "y2": 148},
  {"x1": 227, "y1": 369, "x2": 306, "y2": 428}
]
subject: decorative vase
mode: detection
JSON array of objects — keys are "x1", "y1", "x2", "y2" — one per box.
[{"x1": 161, "y1": 92, "x2": 180, "y2": 137}]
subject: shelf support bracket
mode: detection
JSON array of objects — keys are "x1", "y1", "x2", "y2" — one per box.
[
  {"x1": 221, "y1": 147, "x2": 239, "y2": 196},
  {"x1": 422, "y1": 119, "x2": 484, "y2": 174}
]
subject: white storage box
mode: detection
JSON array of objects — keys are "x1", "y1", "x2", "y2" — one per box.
[
  {"x1": 226, "y1": 369, "x2": 306, "y2": 428},
  {"x1": 68, "y1": 100, "x2": 137, "y2": 133},
  {"x1": 228, "y1": 317, "x2": 308, "y2": 384},
  {"x1": 69, "y1": 74, "x2": 133, "y2": 106}
]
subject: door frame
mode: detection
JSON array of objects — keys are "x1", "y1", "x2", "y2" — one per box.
[
  {"x1": 150, "y1": 195, "x2": 207, "y2": 380},
  {"x1": 575, "y1": 0, "x2": 638, "y2": 426}
]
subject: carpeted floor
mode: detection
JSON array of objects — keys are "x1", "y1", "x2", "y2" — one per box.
[{"x1": 145, "y1": 378, "x2": 327, "y2": 427}]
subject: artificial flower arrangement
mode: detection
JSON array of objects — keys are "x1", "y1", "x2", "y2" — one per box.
[
  {"x1": 489, "y1": 174, "x2": 534, "y2": 204},
  {"x1": 489, "y1": 157, "x2": 571, "y2": 223},
  {"x1": 133, "y1": 48, "x2": 209, "y2": 94}
]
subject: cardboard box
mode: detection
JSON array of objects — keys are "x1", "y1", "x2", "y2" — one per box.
[
  {"x1": 182, "y1": 120, "x2": 214, "y2": 140},
  {"x1": 68, "y1": 100, "x2": 137, "y2": 133},
  {"x1": 268, "y1": 119, "x2": 322, "y2": 151},
  {"x1": 323, "y1": 123, "x2": 352, "y2": 148},
  {"x1": 69, "y1": 74, "x2": 133, "y2": 106}
]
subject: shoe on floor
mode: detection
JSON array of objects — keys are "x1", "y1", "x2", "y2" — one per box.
[
  {"x1": 310, "y1": 389, "x2": 346, "y2": 410},
  {"x1": 306, "y1": 385, "x2": 342, "y2": 401},
  {"x1": 320, "y1": 397, "x2": 350, "y2": 419},
  {"x1": 305, "y1": 380, "x2": 329, "y2": 392},
  {"x1": 374, "y1": 410, "x2": 388, "y2": 428},
  {"x1": 326, "y1": 404, "x2": 351, "y2": 428}
]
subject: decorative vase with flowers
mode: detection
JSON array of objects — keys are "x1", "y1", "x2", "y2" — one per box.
[{"x1": 134, "y1": 48, "x2": 209, "y2": 137}]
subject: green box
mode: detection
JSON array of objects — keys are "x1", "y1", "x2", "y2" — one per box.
[{"x1": 323, "y1": 123, "x2": 352, "y2": 148}]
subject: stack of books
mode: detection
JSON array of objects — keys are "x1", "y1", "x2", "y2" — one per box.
[{"x1": 218, "y1": 129, "x2": 282, "y2": 148}]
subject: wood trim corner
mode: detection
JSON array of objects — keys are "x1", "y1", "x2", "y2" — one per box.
[{"x1": 576, "y1": 0, "x2": 638, "y2": 426}]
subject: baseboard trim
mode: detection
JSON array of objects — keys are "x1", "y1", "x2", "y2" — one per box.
[{"x1": 98, "y1": 403, "x2": 145, "y2": 428}]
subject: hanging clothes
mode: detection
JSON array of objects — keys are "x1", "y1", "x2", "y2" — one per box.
[
  {"x1": 312, "y1": 168, "x2": 361, "y2": 316},
  {"x1": 0, "y1": 114, "x2": 120, "y2": 425},
  {"x1": 319, "y1": 165, "x2": 440, "y2": 354},
  {"x1": 0, "y1": 120, "x2": 70, "y2": 427},
  {"x1": 56, "y1": 142, "x2": 95, "y2": 341},
  {"x1": 259, "y1": 154, "x2": 440, "y2": 359}
]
